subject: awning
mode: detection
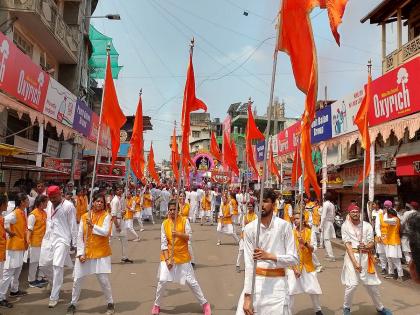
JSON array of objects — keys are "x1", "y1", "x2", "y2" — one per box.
[
  {"x1": 0, "y1": 144, "x2": 39, "y2": 156},
  {"x1": 0, "y1": 163, "x2": 68, "y2": 174}
]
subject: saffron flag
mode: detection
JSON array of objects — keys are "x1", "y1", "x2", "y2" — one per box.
[
  {"x1": 147, "y1": 143, "x2": 160, "y2": 185},
  {"x1": 171, "y1": 127, "x2": 180, "y2": 182},
  {"x1": 223, "y1": 132, "x2": 239, "y2": 176},
  {"x1": 210, "y1": 131, "x2": 222, "y2": 161},
  {"x1": 231, "y1": 138, "x2": 238, "y2": 160},
  {"x1": 291, "y1": 144, "x2": 302, "y2": 187},
  {"x1": 318, "y1": 0, "x2": 349, "y2": 46},
  {"x1": 268, "y1": 142, "x2": 280, "y2": 178},
  {"x1": 246, "y1": 103, "x2": 265, "y2": 176},
  {"x1": 101, "y1": 53, "x2": 126, "y2": 164},
  {"x1": 181, "y1": 53, "x2": 207, "y2": 173},
  {"x1": 354, "y1": 73, "x2": 372, "y2": 186},
  {"x1": 129, "y1": 93, "x2": 145, "y2": 180}
]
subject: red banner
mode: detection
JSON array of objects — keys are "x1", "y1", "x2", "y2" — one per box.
[
  {"x1": 277, "y1": 121, "x2": 301, "y2": 156},
  {"x1": 97, "y1": 163, "x2": 126, "y2": 178},
  {"x1": 44, "y1": 158, "x2": 84, "y2": 180},
  {"x1": 369, "y1": 56, "x2": 420, "y2": 126},
  {"x1": 0, "y1": 32, "x2": 49, "y2": 112}
]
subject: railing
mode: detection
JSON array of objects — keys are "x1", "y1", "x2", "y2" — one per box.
[
  {"x1": 383, "y1": 35, "x2": 420, "y2": 73},
  {"x1": 0, "y1": 0, "x2": 79, "y2": 60}
]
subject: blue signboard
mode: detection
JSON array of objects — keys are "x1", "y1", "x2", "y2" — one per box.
[
  {"x1": 256, "y1": 140, "x2": 265, "y2": 162},
  {"x1": 311, "y1": 106, "x2": 332, "y2": 144}
]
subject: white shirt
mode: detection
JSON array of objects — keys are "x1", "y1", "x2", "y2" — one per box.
[
  {"x1": 44, "y1": 199, "x2": 77, "y2": 247},
  {"x1": 342, "y1": 220, "x2": 374, "y2": 248},
  {"x1": 110, "y1": 195, "x2": 123, "y2": 218},
  {"x1": 401, "y1": 209, "x2": 416, "y2": 234},
  {"x1": 189, "y1": 191, "x2": 198, "y2": 208},
  {"x1": 27, "y1": 209, "x2": 46, "y2": 230},
  {"x1": 243, "y1": 216, "x2": 298, "y2": 294},
  {"x1": 320, "y1": 200, "x2": 335, "y2": 228}
]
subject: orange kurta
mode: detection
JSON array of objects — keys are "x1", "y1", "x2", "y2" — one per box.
[
  {"x1": 7, "y1": 208, "x2": 28, "y2": 251},
  {"x1": 160, "y1": 216, "x2": 191, "y2": 264},
  {"x1": 0, "y1": 217, "x2": 6, "y2": 261},
  {"x1": 82, "y1": 211, "x2": 112, "y2": 259},
  {"x1": 29, "y1": 208, "x2": 47, "y2": 247},
  {"x1": 76, "y1": 196, "x2": 88, "y2": 223},
  {"x1": 293, "y1": 227, "x2": 315, "y2": 273}
]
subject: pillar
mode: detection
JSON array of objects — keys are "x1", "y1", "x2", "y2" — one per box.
[
  {"x1": 368, "y1": 144, "x2": 375, "y2": 202},
  {"x1": 36, "y1": 122, "x2": 44, "y2": 180},
  {"x1": 397, "y1": 8, "x2": 402, "y2": 49},
  {"x1": 321, "y1": 144, "x2": 328, "y2": 200},
  {"x1": 381, "y1": 23, "x2": 387, "y2": 59}
]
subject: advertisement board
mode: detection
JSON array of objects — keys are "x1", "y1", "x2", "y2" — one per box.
[
  {"x1": 0, "y1": 32, "x2": 49, "y2": 111},
  {"x1": 97, "y1": 163, "x2": 126, "y2": 178},
  {"x1": 72, "y1": 99, "x2": 92, "y2": 137},
  {"x1": 369, "y1": 56, "x2": 420, "y2": 126},
  {"x1": 277, "y1": 121, "x2": 300, "y2": 156},
  {"x1": 43, "y1": 78, "x2": 77, "y2": 127},
  {"x1": 331, "y1": 87, "x2": 365, "y2": 138},
  {"x1": 256, "y1": 140, "x2": 265, "y2": 162},
  {"x1": 311, "y1": 105, "x2": 332, "y2": 143},
  {"x1": 44, "y1": 157, "x2": 83, "y2": 180}
]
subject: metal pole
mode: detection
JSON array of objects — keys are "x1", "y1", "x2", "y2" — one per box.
[
  {"x1": 171, "y1": 38, "x2": 194, "y2": 263},
  {"x1": 299, "y1": 162, "x2": 305, "y2": 231},
  {"x1": 250, "y1": 21, "x2": 279, "y2": 306},
  {"x1": 88, "y1": 45, "x2": 110, "y2": 211}
]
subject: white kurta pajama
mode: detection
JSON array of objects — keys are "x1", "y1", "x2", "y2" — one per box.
[
  {"x1": 110, "y1": 195, "x2": 129, "y2": 259},
  {"x1": 236, "y1": 216, "x2": 298, "y2": 315},
  {"x1": 154, "y1": 219, "x2": 207, "y2": 306},
  {"x1": 401, "y1": 209, "x2": 416, "y2": 264},
  {"x1": 320, "y1": 200, "x2": 336, "y2": 259},
  {"x1": 0, "y1": 211, "x2": 26, "y2": 300},
  {"x1": 70, "y1": 213, "x2": 113, "y2": 306},
  {"x1": 341, "y1": 220, "x2": 384, "y2": 311},
  {"x1": 26, "y1": 212, "x2": 46, "y2": 282},
  {"x1": 217, "y1": 202, "x2": 240, "y2": 243},
  {"x1": 374, "y1": 209, "x2": 388, "y2": 270},
  {"x1": 382, "y1": 214, "x2": 403, "y2": 277},
  {"x1": 39, "y1": 200, "x2": 77, "y2": 302}
]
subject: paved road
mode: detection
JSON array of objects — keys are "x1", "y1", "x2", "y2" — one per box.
[{"x1": 3, "y1": 220, "x2": 420, "y2": 315}]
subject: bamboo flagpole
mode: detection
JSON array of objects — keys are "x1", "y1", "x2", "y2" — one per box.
[
  {"x1": 359, "y1": 60, "x2": 372, "y2": 265},
  {"x1": 250, "y1": 18, "x2": 280, "y2": 308},
  {"x1": 88, "y1": 45, "x2": 110, "y2": 211}
]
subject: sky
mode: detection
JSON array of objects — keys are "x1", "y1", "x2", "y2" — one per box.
[{"x1": 91, "y1": 0, "x2": 401, "y2": 162}]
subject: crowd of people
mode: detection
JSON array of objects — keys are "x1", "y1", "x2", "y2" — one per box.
[{"x1": 0, "y1": 179, "x2": 419, "y2": 315}]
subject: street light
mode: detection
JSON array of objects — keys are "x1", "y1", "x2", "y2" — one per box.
[{"x1": 85, "y1": 14, "x2": 121, "y2": 20}]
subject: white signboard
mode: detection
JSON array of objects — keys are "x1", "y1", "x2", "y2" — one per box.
[
  {"x1": 45, "y1": 138, "x2": 60, "y2": 157},
  {"x1": 331, "y1": 87, "x2": 365, "y2": 138}
]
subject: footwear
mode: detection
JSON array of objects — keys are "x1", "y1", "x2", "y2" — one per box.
[
  {"x1": 0, "y1": 299, "x2": 13, "y2": 308},
  {"x1": 121, "y1": 258, "x2": 134, "y2": 263},
  {"x1": 133, "y1": 237, "x2": 141, "y2": 242},
  {"x1": 140, "y1": 228, "x2": 145, "y2": 232},
  {"x1": 66, "y1": 304, "x2": 76, "y2": 315},
  {"x1": 48, "y1": 300, "x2": 58, "y2": 308},
  {"x1": 316, "y1": 311, "x2": 323, "y2": 315},
  {"x1": 315, "y1": 265, "x2": 323, "y2": 273},
  {"x1": 343, "y1": 308, "x2": 351, "y2": 315},
  {"x1": 106, "y1": 303, "x2": 115, "y2": 315},
  {"x1": 151, "y1": 304, "x2": 160, "y2": 315},
  {"x1": 236, "y1": 265, "x2": 241, "y2": 273},
  {"x1": 202, "y1": 302, "x2": 211, "y2": 315},
  {"x1": 377, "y1": 307, "x2": 393, "y2": 315},
  {"x1": 381, "y1": 269, "x2": 387, "y2": 275},
  {"x1": 384, "y1": 274, "x2": 394, "y2": 279},
  {"x1": 37, "y1": 278, "x2": 49, "y2": 287},
  {"x1": 191, "y1": 262, "x2": 196, "y2": 268},
  {"x1": 326, "y1": 257, "x2": 336, "y2": 262},
  {"x1": 216, "y1": 241, "x2": 221, "y2": 246},
  {"x1": 9, "y1": 290, "x2": 27, "y2": 297},
  {"x1": 29, "y1": 280, "x2": 43, "y2": 288}
]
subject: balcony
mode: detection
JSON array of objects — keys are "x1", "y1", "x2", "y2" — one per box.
[
  {"x1": 383, "y1": 35, "x2": 420, "y2": 73},
  {"x1": 0, "y1": 0, "x2": 79, "y2": 63}
]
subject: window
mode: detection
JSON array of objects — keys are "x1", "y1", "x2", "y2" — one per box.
[
  {"x1": 192, "y1": 131, "x2": 200, "y2": 138},
  {"x1": 13, "y1": 30, "x2": 33, "y2": 57}
]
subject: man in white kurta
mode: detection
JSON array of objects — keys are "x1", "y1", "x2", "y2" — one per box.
[
  {"x1": 400, "y1": 201, "x2": 418, "y2": 265},
  {"x1": 341, "y1": 204, "x2": 392, "y2": 315},
  {"x1": 110, "y1": 186, "x2": 132, "y2": 263},
  {"x1": 189, "y1": 188, "x2": 199, "y2": 223},
  {"x1": 159, "y1": 188, "x2": 171, "y2": 218},
  {"x1": 320, "y1": 192, "x2": 336, "y2": 261},
  {"x1": 39, "y1": 186, "x2": 77, "y2": 308},
  {"x1": 236, "y1": 189, "x2": 298, "y2": 315}
]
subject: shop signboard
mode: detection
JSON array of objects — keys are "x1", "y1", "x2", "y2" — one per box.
[
  {"x1": 311, "y1": 106, "x2": 332, "y2": 143},
  {"x1": 0, "y1": 32, "x2": 49, "y2": 112},
  {"x1": 43, "y1": 157, "x2": 82, "y2": 180},
  {"x1": 45, "y1": 138, "x2": 60, "y2": 157},
  {"x1": 96, "y1": 162, "x2": 126, "y2": 178},
  {"x1": 256, "y1": 140, "x2": 265, "y2": 162},
  {"x1": 331, "y1": 87, "x2": 365, "y2": 138},
  {"x1": 43, "y1": 78, "x2": 77, "y2": 127},
  {"x1": 211, "y1": 170, "x2": 231, "y2": 184},
  {"x1": 72, "y1": 99, "x2": 92, "y2": 137},
  {"x1": 277, "y1": 121, "x2": 300, "y2": 156},
  {"x1": 369, "y1": 56, "x2": 420, "y2": 126},
  {"x1": 88, "y1": 112, "x2": 99, "y2": 142}
]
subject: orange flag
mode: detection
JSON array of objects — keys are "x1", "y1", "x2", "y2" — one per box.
[
  {"x1": 210, "y1": 131, "x2": 222, "y2": 161},
  {"x1": 354, "y1": 73, "x2": 372, "y2": 186},
  {"x1": 291, "y1": 144, "x2": 302, "y2": 187},
  {"x1": 171, "y1": 127, "x2": 180, "y2": 182},
  {"x1": 246, "y1": 103, "x2": 265, "y2": 177},
  {"x1": 318, "y1": 0, "x2": 349, "y2": 46},
  {"x1": 101, "y1": 53, "x2": 126, "y2": 164},
  {"x1": 268, "y1": 143, "x2": 280, "y2": 178},
  {"x1": 147, "y1": 143, "x2": 160, "y2": 185},
  {"x1": 129, "y1": 93, "x2": 145, "y2": 180},
  {"x1": 231, "y1": 138, "x2": 238, "y2": 160},
  {"x1": 181, "y1": 53, "x2": 207, "y2": 173},
  {"x1": 223, "y1": 132, "x2": 239, "y2": 176}
]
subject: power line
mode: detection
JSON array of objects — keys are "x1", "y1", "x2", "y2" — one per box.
[{"x1": 224, "y1": 0, "x2": 274, "y2": 22}]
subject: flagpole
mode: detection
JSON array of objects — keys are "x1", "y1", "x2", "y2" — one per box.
[
  {"x1": 88, "y1": 45, "x2": 110, "y2": 211},
  {"x1": 250, "y1": 19, "x2": 280, "y2": 307},
  {"x1": 171, "y1": 38, "x2": 194, "y2": 263},
  {"x1": 359, "y1": 60, "x2": 371, "y2": 265}
]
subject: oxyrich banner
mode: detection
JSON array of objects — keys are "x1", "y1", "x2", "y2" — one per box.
[
  {"x1": 370, "y1": 56, "x2": 420, "y2": 126},
  {"x1": 311, "y1": 105, "x2": 332, "y2": 143}
]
